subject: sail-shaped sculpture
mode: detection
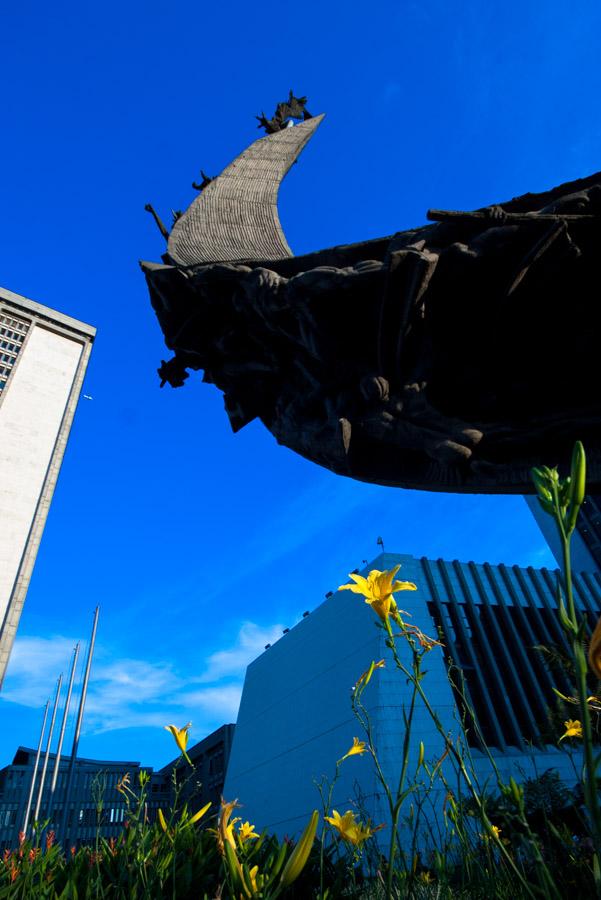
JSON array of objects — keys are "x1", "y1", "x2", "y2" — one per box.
[
  {"x1": 143, "y1": 106, "x2": 601, "y2": 493},
  {"x1": 167, "y1": 115, "x2": 323, "y2": 266}
]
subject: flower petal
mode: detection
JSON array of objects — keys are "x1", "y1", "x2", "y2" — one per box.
[{"x1": 391, "y1": 580, "x2": 418, "y2": 592}]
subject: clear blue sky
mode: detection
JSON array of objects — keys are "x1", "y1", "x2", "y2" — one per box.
[{"x1": 2, "y1": 0, "x2": 599, "y2": 769}]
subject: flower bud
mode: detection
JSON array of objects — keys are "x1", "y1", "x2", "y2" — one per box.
[
  {"x1": 566, "y1": 441, "x2": 586, "y2": 533},
  {"x1": 280, "y1": 811, "x2": 318, "y2": 887}
]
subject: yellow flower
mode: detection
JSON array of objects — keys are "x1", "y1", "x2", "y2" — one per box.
[
  {"x1": 324, "y1": 809, "x2": 383, "y2": 846},
  {"x1": 480, "y1": 824, "x2": 502, "y2": 842},
  {"x1": 419, "y1": 872, "x2": 433, "y2": 885},
  {"x1": 164, "y1": 722, "x2": 191, "y2": 753},
  {"x1": 115, "y1": 773, "x2": 130, "y2": 795},
  {"x1": 338, "y1": 565, "x2": 417, "y2": 622},
  {"x1": 589, "y1": 615, "x2": 601, "y2": 678},
  {"x1": 342, "y1": 737, "x2": 367, "y2": 760},
  {"x1": 560, "y1": 719, "x2": 583, "y2": 741},
  {"x1": 164, "y1": 723, "x2": 193, "y2": 763},
  {"x1": 216, "y1": 799, "x2": 240, "y2": 856},
  {"x1": 238, "y1": 821, "x2": 260, "y2": 843},
  {"x1": 157, "y1": 808, "x2": 169, "y2": 833},
  {"x1": 248, "y1": 864, "x2": 260, "y2": 893}
]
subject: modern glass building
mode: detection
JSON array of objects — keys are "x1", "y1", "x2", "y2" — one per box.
[
  {"x1": 0, "y1": 286, "x2": 95, "y2": 685},
  {"x1": 224, "y1": 551, "x2": 600, "y2": 839}
]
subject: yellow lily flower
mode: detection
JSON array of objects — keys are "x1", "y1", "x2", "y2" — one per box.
[
  {"x1": 324, "y1": 809, "x2": 382, "y2": 846},
  {"x1": 480, "y1": 824, "x2": 502, "y2": 842},
  {"x1": 216, "y1": 799, "x2": 240, "y2": 856},
  {"x1": 164, "y1": 723, "x2": 193, "y2": 764},
  {"x1": 419, "y1": 872, "x2": 434, "y2": 885},
  {"x1": 339, "y1": 565, "x2": 416, "y2": 622},
  {"x1": 238, "y1": 820, "x2": 260, "y2": 843},
  {"x1": 589, "y1": 615, "x2": 601, "y2": 678},
  {"x1": 342, "y1": 737, "x2": 367, "y2": 760},
  {"x1": 560, "y1": 719, "x2": 583, "y2": 741}
]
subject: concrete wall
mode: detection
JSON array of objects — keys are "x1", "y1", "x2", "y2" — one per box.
[
  {"x1": 0, "y1": 326, "x2": 83, "y2": 624},
  {"x1": 0, "y1": 287, "x2": 95, "y2": 684},
  {"x1": 224, "y1": 552, "x2": 584, "y2": 843},
  {"x1": 224, "y1": 554, "x2": 459, "y2": 837}
]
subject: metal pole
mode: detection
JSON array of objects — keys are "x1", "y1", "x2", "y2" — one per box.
[
  {"x1": 33, "y1": 675, "x2": 62, "y2": 824},
  {"x1": 47, "y1": 643, "x2": 80, "y2": 823},
  {"x1": 21, "y1": 700, "x2": 49, "y2": 835},
  {"x1": 61, "y1": 607, "x2": 99, "y2": 846}
]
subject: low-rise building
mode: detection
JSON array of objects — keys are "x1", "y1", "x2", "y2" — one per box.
[
  {"x1": 0, "y1": 746, "x2": 166, "y2": 850},
  {"x1": 0, "y1": 723, "x2": 235, "y2": 850},
  {"x1": 224, "y1": 552, "x2": 599, "y2": 840}
]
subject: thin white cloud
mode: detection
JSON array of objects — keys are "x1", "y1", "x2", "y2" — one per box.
[
  {"x1": 1, "y1": 635, "x2": 77, "y2": 707},
  {"x1": 1, "y1": 620, "x2": 283, "y2": 739},
  {"x1": 196, "y1": 622, "x2": 283, "y2": 683},
  {"x1": 182, "y1": 685, "x2": 243, "y2": 720}
]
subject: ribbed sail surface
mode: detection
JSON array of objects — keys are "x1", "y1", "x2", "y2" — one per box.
[{"x1": 168, "y1": 115, "x2": 324, "y2": 266}]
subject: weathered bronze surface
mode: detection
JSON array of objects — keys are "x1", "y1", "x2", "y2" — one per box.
[{"x1": 142, "y1": 109, "x2": 601, "y2": 493}]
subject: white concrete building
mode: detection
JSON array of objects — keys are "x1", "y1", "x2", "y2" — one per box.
[
  {"x1": 224, "y1": 552, "x2": 598, "y2": 841},
  {"x1": 0, "y1": 286, "x2": 95, "y2": 685}
]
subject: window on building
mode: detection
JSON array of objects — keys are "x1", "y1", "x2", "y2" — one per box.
[{"x1": 0, "y1": 312, "x2": 30, "y2": 394}]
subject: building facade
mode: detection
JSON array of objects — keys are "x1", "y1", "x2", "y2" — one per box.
[
  {"x1": 224, "y1": 552, "x2": 600, "y2": 839},
  {"x1": 0, "y1": 724, "x2": 235, "y2": 850},
  {"x1": 0, "y1": 286, "x2": 95, "y2": 685},
  {"x1": 0, "y1": 746, "x2": 167, "y2": 850},
  {"x1": 526, "y1": 493, "x2": 601, "y2": 574}
]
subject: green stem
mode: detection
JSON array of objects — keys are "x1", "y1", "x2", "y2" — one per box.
[
  {"x1": 386, "y1": 631, "x2": 543, "y2": 900},
  {"x1": 560, "y1": 524, "x2": 601, "y2": 875},
  {"x1": 318, "y1": 760, "x2": 341, "y2": 900},
  {"x1": 382, "y1": 619, "x2": 422, "y2": 897}
]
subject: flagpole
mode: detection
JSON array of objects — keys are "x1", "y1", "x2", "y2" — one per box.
[
  {"x1": 21, "y1": 700, "x2": 49, "y2": 836},
  {"x1": 61, "y1": 607, "x2": 99, "y2": 845},
  {"x1": 33, "y1": 674, "x2": 63, "y2": 824},
  {"x1": 47, "y1": 643, "x2": 80, "y2": 823}
]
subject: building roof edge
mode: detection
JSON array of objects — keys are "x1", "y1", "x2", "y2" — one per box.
[{"x1": 0, "y1": 286, "x2": 96, "y2": 339}]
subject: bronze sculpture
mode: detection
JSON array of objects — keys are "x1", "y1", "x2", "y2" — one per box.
[{"x1": 142, "y1": 99, "x2": 601, "y2": 493}]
